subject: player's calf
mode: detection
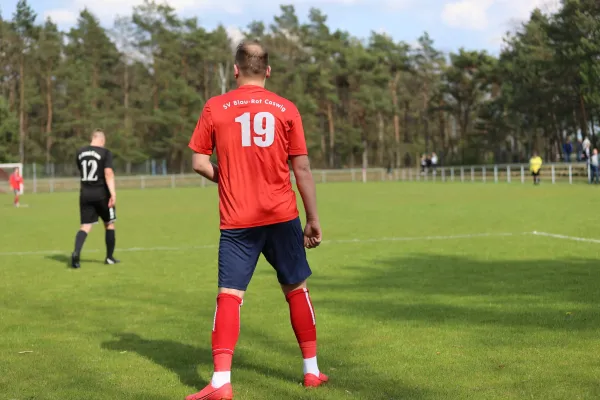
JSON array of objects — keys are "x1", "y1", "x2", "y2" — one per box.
[
  {"x1": 71, "y1": 225, "x2": 92, "y2": 268},
  {"x1": 186, "y1": 291, "x2": 242, "y2": 400},
  {"x1": 104, "y1": 224, "x2": 119, "y2": 265},
  {"x1": 284, "y1": 284, "x2": 328, "y2": 387}
]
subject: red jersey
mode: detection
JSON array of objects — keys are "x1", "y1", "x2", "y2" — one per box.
[
  {"x1": 9, "y1": 173, "x2": 23, "y2": 190},
  {"x1": 189, "y1": 85, "x2": 308, "y2": 229}
]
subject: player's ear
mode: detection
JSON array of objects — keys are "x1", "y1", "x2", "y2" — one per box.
[
  {"x1": 234, "y1": 64, "x2": 239, "y2": 79},
  {"x1": 266, "y1": 66, "x2": 271, "y2": 79}
]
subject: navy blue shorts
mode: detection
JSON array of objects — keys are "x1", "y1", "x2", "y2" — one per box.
[{"x1": 218, "y1": 217, "x2": 312, "y2": 291}]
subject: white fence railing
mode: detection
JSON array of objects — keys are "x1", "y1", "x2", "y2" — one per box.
[{"x1": 18, "y1": 163, "x2": 594, "y2": 194}]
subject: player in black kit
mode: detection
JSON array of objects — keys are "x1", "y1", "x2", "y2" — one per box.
[{"x1": 71, "y1": 130, "x2": 119, "y2": 268}]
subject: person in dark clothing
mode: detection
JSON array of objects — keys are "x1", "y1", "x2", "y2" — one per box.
[{"x1": 563, "y1": 140, "x2": 572, "y2": 162}]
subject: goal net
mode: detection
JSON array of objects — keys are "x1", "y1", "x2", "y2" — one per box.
[{"x1": 0, "y1": 163, "x2": 24, "y2": 194}]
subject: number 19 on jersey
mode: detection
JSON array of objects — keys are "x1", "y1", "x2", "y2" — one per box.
[{"x1": 235, "y1": 112, "x2": 275, "y2": 148}]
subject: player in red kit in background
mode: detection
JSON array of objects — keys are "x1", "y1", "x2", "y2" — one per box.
[
  {"x1": 186, "y1": 41, "x2": 327, "y2": 400},
  {"x1": 9, "y1": 168, "x2": 23, "y2": 207}
]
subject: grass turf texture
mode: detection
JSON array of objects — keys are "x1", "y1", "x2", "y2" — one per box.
[{"x1": 1, "y1": 182, "x2": 600, "y2": 400}]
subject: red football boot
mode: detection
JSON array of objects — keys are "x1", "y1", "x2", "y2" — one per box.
[
  {"x1": 304, "y1": 372, "x2": 329, "y2": 388},
  {"x1": 185, "y1": 383, "x2": 233, "y2": 400}
]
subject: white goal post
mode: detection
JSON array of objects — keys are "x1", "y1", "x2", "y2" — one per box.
[{"x1": 0, "y1": 163, "x2": 24, "y2": 194}]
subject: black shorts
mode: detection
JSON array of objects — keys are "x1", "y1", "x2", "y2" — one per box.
[
  {"x1": 80, "y1": 197, "x2": 116, "y2": 225},
  {"x1": 531, "y1": 171, "x2": 540, "y2": 176}
]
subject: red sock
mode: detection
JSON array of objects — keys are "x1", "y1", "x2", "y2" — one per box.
[
  {"x1": 14, "y1": 195, "x2": 19, "y2": 204},
  {"x1": 212, "y1": 293, "x2": 242, "y2": 372},
  {"x1": 287, "y1": 288, "x2": 317, "y2": 359}
]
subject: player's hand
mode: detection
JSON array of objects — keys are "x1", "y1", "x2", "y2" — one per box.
[
  {"x1": 303, "y1": 219, "x2": 322, "y2": 249},
  {"x1": 108, "y1": 196, "x2": 116, "y2": 208}
]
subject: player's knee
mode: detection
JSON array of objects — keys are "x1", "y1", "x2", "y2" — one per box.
[
  {"x1": 218, "y1": 287, "x2": 245, "y2": 299},
  {"x1": 281, "y1": 280, "x2": 307, "y2": 297},
  {"x1": 105, "y1": 222, "x2": 115, "y2": 230},
  {"x1": 80, "y1": 224, "x2": 93, "y2": 233}
]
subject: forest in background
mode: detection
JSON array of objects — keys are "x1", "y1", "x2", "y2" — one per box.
[{"x1": 1, "y1": 0, "x2": 599, "y2": 172}]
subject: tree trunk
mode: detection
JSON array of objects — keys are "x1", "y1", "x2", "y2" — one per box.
[
  {"x1": 579, "y1": 94, "x2": 588, "y2": 137},
  {"x1": 438, "y1": 107, "x2": 446, "y2": 152},
  {"x1": 362, "y1": 138, "x2": 368, "y2": 173},
  {"x1": 423, "y1": 91, "x2": 429, "y2": 152},
  {"x1": 92, "y1": 66, "x2": 98, "y2": 110},
  {"x1": 327, "y1": 102, "x2": 335, "y2": 168},
  {"x1": 403, "y1": 100, "x2": 410, "y2": 143},
  {"x1": 423, "y1": 110, "x2": 430, "y2": 153},
  {"x1": 390, "y1": 72, "x2": 401, "y2": 167},
  {"x1": 9, "y1": 78, "x2": 16, "y2": 112},
  {"x1": 19, "y1": 54, "x2": 25, "y2": 164},
  {"x1": 124, "y1": 63, "x2": 130, "y2": 122},
  {"x1": 75, "y1": 109, "x2": 82, "y2": 138},
  {"x1": 203, "y1": 63, "x2": 210, "y2": 101},
  {"x1": 123, "y1": 63, "x2": 131, "y2": 168},
  {"x1": 377, "y1": 112, "x2": 385, "y2": 166},
  {"x1": 319, "y1": 114, "x2": 326, "y2": 164},
  {"x1": 460, "y1": 108, "x2": 470, "y2": 139},
  {"x1": 45, "y1": 71, "x2": 53, "y2": 167},
  {"x1": 153, "y1": 61, "x2": 159, "y2": 111},
  {"x1": 218, "y1": 62, "x2": 228, "y2": 95}
]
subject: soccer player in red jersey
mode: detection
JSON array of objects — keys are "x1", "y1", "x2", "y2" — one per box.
[
  {"x1": 9, "y1": 168, "x2": 23, "y2": 207},
  {"x1": 186, "y1": 41, "x2": 327, "y2": 400}
]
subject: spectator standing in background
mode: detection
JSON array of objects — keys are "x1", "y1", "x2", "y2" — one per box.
[
  {"x1": 431, "y1": 152, "x2": 438, "y2": 176},
  {"x1": 576, "y1": 139, "x2": 583, "y2": 161},
  {"x1": 583, "y1": 136, "x2": 591, "y2": 153},
  {"x1": 425, "y1": 154, "x2": 432, "y2": 175},
  {"x1": 590, "y1": 149, "x2": 599, "y2": 184},
  {"x1": 583, "y1": 140, "x2": 591, "y2": 181},
  {"x1": 420, "y1": 154, "x2": 426, "y2": 174},
  {"x1": 563, "y1": 139, "x2": 572, "y2": 162},
  {"x1": 583, "y1": 141, "x2": 591, "y2": 161},
  {"x1": 529, "y1": 151, "x2": 542, "y2": 185}
]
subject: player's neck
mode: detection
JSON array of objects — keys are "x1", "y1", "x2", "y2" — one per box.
[
  {"x1": 90, "y1": 141, "x2": 104, "y2": 147},
  {"x1": 237, "y1": 79, "x2": 266, "y2": 88}
]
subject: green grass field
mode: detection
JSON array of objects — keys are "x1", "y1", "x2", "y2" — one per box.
[{"x1": 2, "y1": 182, "x2": 600, "y2": 400}]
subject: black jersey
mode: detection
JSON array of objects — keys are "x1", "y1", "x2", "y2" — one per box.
[{"x1": 76, "y1": 145, "x2": 113, "y2": 199}]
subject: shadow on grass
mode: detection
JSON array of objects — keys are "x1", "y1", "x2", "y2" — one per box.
[
  {"x1": 310, "y1": 253, "x2": 600, "y2": 331},
  {"x1": 101, "y1": 333, "x2": 299, "y2": 391},
  {"x1": 102, "y1": 333, "x2": 209, "y2": 390},
  {"x1": 45, "y1": 254, "x2": 104, "y2": 267},
  {"x1": 101, "y1": 332, "x2": 429, "y2": 398}
]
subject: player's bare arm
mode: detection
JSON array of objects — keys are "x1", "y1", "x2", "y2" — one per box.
[
  {"x1": 290, "y1": 155, "x2": 321, "y2": 249},
  {"x1": 105, "y1": 167, "x2": 117, "y2": 207},
  {"x1": 192, "y1": 153, "x2": 219, "y2": 183}
]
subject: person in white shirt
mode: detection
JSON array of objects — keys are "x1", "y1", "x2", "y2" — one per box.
[
  {"x1": 431, "y1": 152, "x2": 438, "y2": 176},
  {"x1": 583, "y1": 136, "x2": 591, "y2": 151}
]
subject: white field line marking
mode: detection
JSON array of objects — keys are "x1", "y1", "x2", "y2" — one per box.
[
  {"x1": 0, "y1": 232, "x2": 524, "y2": 257},
  {"x1": 329, "y1": 232, "x2": 521, "y2": 244},
  {"x1": 531, "y1": 231, "x2": 600, "y2": 244}
]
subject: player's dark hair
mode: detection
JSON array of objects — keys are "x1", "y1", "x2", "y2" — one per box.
[{"x1": 235, "y1": 40, "x2": 269, "y2": 77}]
